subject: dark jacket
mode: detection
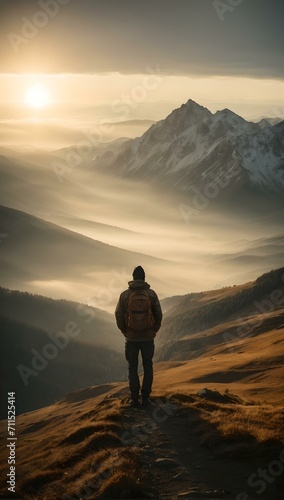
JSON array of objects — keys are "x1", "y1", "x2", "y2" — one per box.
[{"x1": 115, "y1": 279, "x2": 163, "y2": 341}]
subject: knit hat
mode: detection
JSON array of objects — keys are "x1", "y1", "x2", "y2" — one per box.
[{"x1": 132, "y1": 266, "x2": 145, "y2": 281}]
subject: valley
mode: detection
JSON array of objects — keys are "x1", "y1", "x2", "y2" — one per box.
[{"x1": 1, "y1": 99, "x2": 284, "y2": 499}]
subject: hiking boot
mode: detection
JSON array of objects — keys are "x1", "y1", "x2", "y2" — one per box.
[
  {"x1": 141, "y1": 397, "x2": 151, "y2": 407},
  {"x1": 129, "y1": 398, "x2": 139, "y2": 408}
]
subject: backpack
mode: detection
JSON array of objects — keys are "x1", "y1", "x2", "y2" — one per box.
[{"x1": 126, "y1": 290, "x2": 155, "y2": 333}]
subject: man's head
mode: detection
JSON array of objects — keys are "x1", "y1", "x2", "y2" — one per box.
[{"x1": 132, "y1": 265, "x2": 145, "y2": 281}]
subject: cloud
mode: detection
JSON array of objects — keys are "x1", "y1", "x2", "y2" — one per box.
[
  {"x1": 0, "y1": 0, "x2": 283, "y2": 79},
  {"x1": 0, "y1": 115, "x2": 154, "y2": 148},
  {"x1": 0, "y1": 117, "x2": 83, "y2": 147}
]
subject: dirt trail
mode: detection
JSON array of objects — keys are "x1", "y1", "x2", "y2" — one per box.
[{"x1": 120, "y1": 400, "x2": 283, "y2": 500}]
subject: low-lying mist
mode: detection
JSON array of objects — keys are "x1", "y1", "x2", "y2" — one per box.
[{"x1": 0, "y1": 145, "x2": 283, "y2": 312}]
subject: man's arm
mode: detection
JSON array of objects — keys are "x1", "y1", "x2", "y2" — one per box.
[
  {"x1": 115, "y1": 292, "x2": 127, "y2": 333},
  {"x1": 152, "y1": 292, "x2": 163, "y2": 332}
]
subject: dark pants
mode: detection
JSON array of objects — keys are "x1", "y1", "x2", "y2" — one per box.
[{"x1": 125, "y1": 340, "x2": 155, "y2": 399}]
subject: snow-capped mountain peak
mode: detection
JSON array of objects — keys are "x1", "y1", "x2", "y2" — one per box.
[{"x1": 95, "y1": 99, "x2": 284, "y2": 194}]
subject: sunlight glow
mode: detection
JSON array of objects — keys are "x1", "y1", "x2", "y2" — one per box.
[{"x1": 25, "y1": 84, "x2": 50, "y2": 108}]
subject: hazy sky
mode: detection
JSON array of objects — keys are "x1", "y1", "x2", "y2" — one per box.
[
  {"x1": 0, "y1": 0, "x2": 283, "y2": 146},
  {"x1": 1, "y1": 0, "x2": 283, "y2": 77}
]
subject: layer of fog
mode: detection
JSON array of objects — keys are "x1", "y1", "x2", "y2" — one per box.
[
  {"x1": 0, "y1": 146, "x2": 283, "y2": 312},
  {"x1": 0, "y1": 102, "x2": 156, "y2": 148}
]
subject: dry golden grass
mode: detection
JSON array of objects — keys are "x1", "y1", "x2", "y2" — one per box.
[
  {"x1": 168, "y1": 391, "x2": 284, "y2": 459},
  {"x1": 1, "y1": 385, "x2": 283, "y2": 498},
  {"x1": 154, "y1": 307, "x2": 284, "y2": 406},
  {"x1": 152, "y1": 308, "x2": 284, "y2": 462},
  {"x1": 90, "y1": 448, "x2": 142, "y2": 499},
  {"x1": 59, "y1": 422, "x2": 121, "y2": 445},
  {"x1": 0, "y1": 393, "x2": 146, "y2": 500},
  {"x1": 1, "y1": 294, "x2": 283, "y2": 497}
]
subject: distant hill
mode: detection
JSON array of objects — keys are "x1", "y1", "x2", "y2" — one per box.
[
  {"x1": 157, "y1": 267, "x2": 284, "y2": 361},
  {"x1": 0, "y1": 204, "x2": 173, "y2": 308},
  {"x1": 0, "y1": 287, "x2": 122, "y2": 349},
  {"x1": 0, "y1": 287, "x2": 127, "y2": 418},
  {"x1": 1, "y1": 315, "x2": 126, "y2": 418},
  {"x1": 0, "y1": 204, "x2": 159, "y2": 280}
]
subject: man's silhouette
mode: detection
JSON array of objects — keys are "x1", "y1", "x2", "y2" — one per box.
[{"x1": 115, "y1": 266, "x2": 162, "y2": 407}]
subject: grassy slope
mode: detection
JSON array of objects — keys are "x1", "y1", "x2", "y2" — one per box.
[
  {"x1": 157, "y1": 267, "x2": 284, "y2": 360},
  {"x1": 0, "y1": 383, "x2": 283, "y2": 499},
  {"x1": 154, "y1": 307, "x2": 284, "y2": 404},
  {"x1": 1, "y1": 268, "x2": 284, "y2": 498},
  {"x1": 155, "y1": 268, "x2": 284, "y2": 404},
  {"x1": 0, "y1": 385, "x2": 144, "y2": 500},
  {"x1": 0, "y1": 287, "x2": 127, "y2": 418},
  {"x1": 1, "y1": 315, "x2": 126, "y2": 419}
]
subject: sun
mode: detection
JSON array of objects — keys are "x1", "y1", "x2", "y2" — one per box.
[{"x1": 25, "y1": 83, "x2": 50, "y2": 108}]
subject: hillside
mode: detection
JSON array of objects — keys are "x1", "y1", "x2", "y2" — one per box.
[
  {"x1": 153, "y1": 268, "x2": 284, "y2": 408},
  {"x1": 0, "y1": 204, "x2": 163, "y2": 280},
  {"x1": 1, "y1": 268, "x2": 284, "y2": 498},
  {"x1": 0, "y1": 287, "x2": 122, "y2": 349},
  {"x1": 0, "y1": 204, "x2": 178, "y2": 307},
  {"x1": 157, "y1": 267, "x2": 284, "y2": 361},
  {"x1": 0, "y1": 383, "x2": 283, "y2": 498},
  {"x1": 1, "y1": 316, "x2": 126, "y2": 419},
  {"x1": 1, "y1": 268, "x2": 283, "y2": 418},
  {"x1": 0, "y1": 288, "x2": 126, "y2": 418}
]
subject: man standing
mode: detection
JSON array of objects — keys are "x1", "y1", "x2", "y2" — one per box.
[{"x1": 115, "y1": 266, "x2": 163, "y2": 407}]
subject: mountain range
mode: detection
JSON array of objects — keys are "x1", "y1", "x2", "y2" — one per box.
[
  {"x1": 1, "y1": 96, "x2": 284, "y2": 498},
  {"x1": 0, "y1": 100, "x2": 284, "y2": 308},
  {"x1": 94, "y1": 99, "x2": 284, "y2": 196}
]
